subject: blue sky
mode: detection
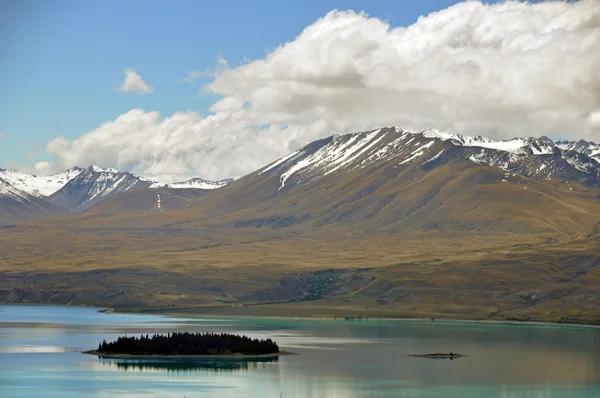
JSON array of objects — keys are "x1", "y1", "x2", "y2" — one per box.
[
  {"x1": 0, "y1": 0, "x2": 491, "y2": 169},
  {"x1": 0, "y1": 0, "x2": 596, "y2": 180}
]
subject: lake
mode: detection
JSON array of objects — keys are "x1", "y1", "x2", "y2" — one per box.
[{"x1": 1, "y1": 305, "x2": 599, "y2": 397}]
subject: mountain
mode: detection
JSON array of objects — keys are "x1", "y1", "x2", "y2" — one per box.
[
  {"x1": 47, "y1": 166, "x2": 154, "y2": 213},
  {"x1": 155, "y1": 177, "x2": 234, "y2": 190},
  {"x1": 0, "y1": 167, "x2": 83, "y2": 197},
  {"x1": 556, "y1": 139, "x2": 600, "y2": 162},
  {"x1": 259, "y1": 128, "x2": 600, "y2": 191},
  {"x1": 2, "y1": 129, "x2": 599, "y2": 225},
  {"x1": 0, "y1": 165, "x2": 234, "y2": 218},
  {"x1": 167, "y1": 127, "x2": 600, "y2": 236},
  {"x1": 0, "y1": 178, "x2": 65, "y2": 224}
]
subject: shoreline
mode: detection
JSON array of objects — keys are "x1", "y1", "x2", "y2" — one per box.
[
  {"x1": 82, "y1": 350, "x2": 295, "y2": 359},
  {"x1": 1, "y1": 303, "x2": 599, "y2": 328}
]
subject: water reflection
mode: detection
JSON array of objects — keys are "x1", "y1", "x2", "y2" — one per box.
[
  {"x1": 2, "y1": 305, "x2": 600, "y2": 398},
  {"x1": 0, "y1": 344, "x2": 66, "y2": 353},
  {"x1": 95, "y1": 356, "x2": 279, "y2": 373}
]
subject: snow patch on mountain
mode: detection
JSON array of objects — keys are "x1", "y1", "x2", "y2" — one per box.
[
  {"x1": 325, "y1": 129, "x2": 384, "y2": 175},
  {"x1": 399, "y1": 141, "x2": 435, "y2": 165},
  {"x1": 278, "y1": 130, "x2": 390, "y2": 190},
  {"x1": 260, "y1": 150, "x2": 303, "y2": 175},
  {"x1": 279, "y1": 156, "x2": 315, "y2": 191},
  {"x1": 422, "y1": 150, "x2": 445, "y2": 165}
]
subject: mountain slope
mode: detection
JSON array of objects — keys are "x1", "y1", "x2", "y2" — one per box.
[
  {"x1": 0, "y1": 167, "x2": 82, "y2": 197},
  {"x1": 48, "y1": 166, "x2": 153, "y2": 212},
  {"x1": 0, "y1": 178, "x2": 65, "y2": 224},
  {"x1": 161, "y1": 127, "x2": 600, "y2": 236}
]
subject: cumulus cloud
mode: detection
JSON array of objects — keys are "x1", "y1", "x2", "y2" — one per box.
[
  {"x1": 41, "y1": 0, "x2": 600, "y2": 181},
  {"x1": 116, "y1": 68, "x2": 153, "y2": 94}
]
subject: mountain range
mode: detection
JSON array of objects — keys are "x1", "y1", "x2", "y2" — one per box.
[
  {"x1": 0, "y1": 165, "x2": 233, "y2": 222},
  {"x1": 2, "y1": 128, "x2": 599, "y2": 225},
  {"x1": 2, "y1": 127, "x2": 600, "y2": 323}
]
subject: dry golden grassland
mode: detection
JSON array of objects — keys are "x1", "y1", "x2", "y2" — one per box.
[{"x1": 1, "y1": 220, "x2": 599, "y2": 324}]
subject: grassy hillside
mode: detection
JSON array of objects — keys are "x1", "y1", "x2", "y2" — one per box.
[
  {"x1": 1, "y1": 223, "x2": 599, "y2": 323},
  {"x1": 0, "y1": 195, "x2": 66, "y2": 225}
]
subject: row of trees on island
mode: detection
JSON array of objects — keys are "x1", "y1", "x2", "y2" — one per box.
[{"x1": 97, "y1": 332, "x2": 280, "y2": 356}]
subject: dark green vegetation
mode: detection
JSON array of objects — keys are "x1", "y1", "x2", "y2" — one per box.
[{"x1": 93, "y1": 332, "x2": 279, "y2": 356}]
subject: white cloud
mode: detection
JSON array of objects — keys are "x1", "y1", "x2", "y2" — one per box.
[
  {"x1": 182, "y1": 55, "x2": 229, "y2": 83},
  {"x1": 34, "y1": 161, "x2": 51, "y2": 174},
  {"x1": 181, "y1": 70, "x2": 205, "y2": 83},
  {"x1": 216, "y1": 54, "x2": 228, "y2": 67},
  {"x1": 116, "y1": 68, "x2": 153, "y2": 94},
  {"x1": 41, "y1": 0, "x2": 600, "y2": 181}
]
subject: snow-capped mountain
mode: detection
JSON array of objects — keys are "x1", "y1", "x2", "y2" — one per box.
[
  {"x1": 555, "y1": 139, "x2": 600, "y2": 162},
  {"x1": 47, "y1": 166, "x2": 154, "y2": 212},
  {"x1": 258, "y1": 127, "x2": 600, "y2": 191},
  {"x1": 0, "y1": 178, "x2": 64, "y2": 223},
  {"x1": 0, "y1": 165, "x2": 234, "y2": 214},
  {"x1": 0, "y1": 167, "x2": 83, "y2": 197},
  {"x1": 46, "y1": 166, "x2": 234, "y2": 213}
]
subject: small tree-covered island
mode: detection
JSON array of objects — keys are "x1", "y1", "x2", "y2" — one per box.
[{"x1": 83, "y1": 332, "x2": 288, "y2": 358}]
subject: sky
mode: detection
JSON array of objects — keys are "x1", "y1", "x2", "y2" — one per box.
[{"x1": 0, "y1": 0, "x2": 598, "y2": 182}]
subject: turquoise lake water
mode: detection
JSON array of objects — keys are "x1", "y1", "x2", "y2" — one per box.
[{"x1": 1, "y1": 305, "x2": 599, "y2": 397}]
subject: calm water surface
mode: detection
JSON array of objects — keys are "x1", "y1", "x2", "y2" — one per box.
[{"x1": 1, "y1": 305, "x2": 599, "y2": 397}]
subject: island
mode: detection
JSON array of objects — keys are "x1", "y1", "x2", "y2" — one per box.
[
  {"x1": 83, "y1": 332, "x2": 290, "y2": 358},
  {"x1": 408, "y1": 352, "x2": 466, "y2": 359}
]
